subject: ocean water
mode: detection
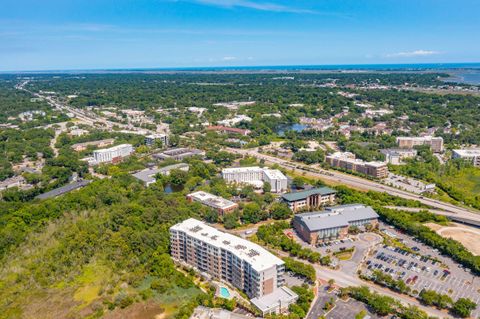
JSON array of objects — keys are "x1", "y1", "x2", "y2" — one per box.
[{"x1": 454, "y1": 72, "x2": 480, "y2": 85}]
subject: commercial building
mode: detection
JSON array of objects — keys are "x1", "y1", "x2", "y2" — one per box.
[
  {"x1": 170, "y1": 219, "x2": 297, "y2": 308},
  {"x1": 93, "y1": 144, "x2": 134, "y2": 164},
  {"x1": 452, "y1": 149, "x2": 480, "y2": 167},
  {"x1": 281, "y1": 187, "x2": 337, "y2": 212},
  {"x1": 396, "y1": 136, "x2": 444, "y2": 153},
  {"x1": 132, "y1": 163, "x2": 189, "y2": 185},
  {"x1": 145, "y1": 134, "x2": 169, "y2": 147},
  {"x1": 71, "y1": 138, "x2": 115, "y2": 152},
  {"x1": 35, "y1": 180, "x2": 92, "y2": 200},
  {"x1": 153, "y1": 147, "x2": 205, "y2": 161},
  {"x1": 222, "y1": 167, "x2": 288, "y2": 193},
  {"x1": 293, "y1": 204, "x2": 379, "y2": 244},
  {"x1": 187, "y1": 191, "x2": 238, "y2": 215},
  {"x1": 217, "y1": 115, "x2": 252, "y2": 127},
  {"x1": 207, "y1": 126, "x2": 251, "y2": 136},
  {"x1": 251, "y1": 286, "x2": 299, "y2": 316},
  {"x1": 381, "y1": 148, "x2": 417, "y2": 165},
  {"x1": 326, "y1": 152, "x2": 388, "y2": 179}
]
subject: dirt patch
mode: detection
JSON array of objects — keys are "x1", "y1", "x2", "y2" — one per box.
[
  {"x1": 103, "y1": 301, "x2": 167, "y2": 319},
  {"x1": 425, "y1": 223, "x2": 480, "y2": 256}
]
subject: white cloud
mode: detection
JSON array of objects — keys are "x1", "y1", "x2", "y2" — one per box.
[
  {"x1": 386, "y1": 50, "x2": 440, "y2": 58},
  {"x1": 187, "y1": 0, "x2": 317, "y2": 14},
  {"x1": 222, "y1": 56, "x2": 237, "y2": 61}
]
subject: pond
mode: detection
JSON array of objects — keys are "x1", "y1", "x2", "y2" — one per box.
[
  {"x1": 164, "y1": 183, "x2": 184, "y2": 193},
  {"x1": 276, "y1": 123, "x2": 308, "y2": 136}
]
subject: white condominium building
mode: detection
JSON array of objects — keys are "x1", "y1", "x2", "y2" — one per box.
[
  {"x1": 452, "y1": 149, "x2": 480, "y2": 167},
  {"x1": 93, "y1": 144, "x2": 134, "y2": 164},
  {"x1": 170, "y1": 218, "x2": 288, "y2": 299},
  {"x1": 396, "y1": 136, "x2": 444, "y2": 153},
  {"x1": 221, "y1": 166, "x2": 288, "y2": 193}
]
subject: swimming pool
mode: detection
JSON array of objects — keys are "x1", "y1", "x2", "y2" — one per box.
[{"x1": 219, "y1": 287, "x2": 231, "y2": 299}]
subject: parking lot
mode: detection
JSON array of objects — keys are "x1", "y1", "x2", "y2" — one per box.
[{"x1": 362, "y1": 226, "x2": 480, "y2": 318}]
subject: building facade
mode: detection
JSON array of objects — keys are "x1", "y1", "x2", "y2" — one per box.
[
  {"x1": 145, "y1": 134, "x2": 169, "y2": 147},
  {"x1": 293, "y1": 204, "x2": 379, "y2": 244},
  {"x1": 187, "y1": 191, "x2": 238, "y2": 215},
  {"x1": 396, "y1": 136, "x2": 444, "y2": 153},
  {"x1": 93, "y1": 144, "x2": 134, "y2": 164},
  {"x1": 381, "y1": 148, "x2": 417, "y2": 165},
  {"x1": 452, "y1": 149, "x2": 480, "y2": 167},
  {"x1": 326, "y1": 152, "x2": 388, "y2": 178},
  {"x1": 221, "y1": 167, "x2": 288, "y2": 193},
  {"x1": 281, "y1": 187, "x2": 337, "y2": 212},
  {"x1": 170, "y1": 219, "x2": 289, "y2": 299}
]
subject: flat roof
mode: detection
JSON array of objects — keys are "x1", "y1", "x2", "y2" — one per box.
[
  {"x1": 36, "y1": 180, "x2": 92, "y2": 200},
  {"x1": 188, "y1": 191, "x2": 237, "y2": 210},
  {"x1": 453, "y1": 149, "x2": 480, "y2": 156},
  {"x1": 282, "y1": 187, "x2": 336, "y2": 202},
  {"x1": 250, "y1": 286, "x2": 298, "y2": 312},
  {"x1": 263, "y1": 168, "x2": 287, "y2": 180},
  {"x1": 295, "y1": 204, "x2": 378, "y2": 231},
  {"x1": 222, "y1": 166, "x2": 262, "y2": 174},
  {"x1": 170, "y1": 218, "x2": 284, "y2": 272},
  {"x1": 94, "y1": 143, "x2": 132, "y2": 153},
  {"x1": 132, "y1": 167, "x2": 161, "y2": 184}
]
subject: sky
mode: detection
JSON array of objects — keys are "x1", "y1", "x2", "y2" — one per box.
[{"x1": 1, "y1": 0, "x2": 479, "y2": 71}]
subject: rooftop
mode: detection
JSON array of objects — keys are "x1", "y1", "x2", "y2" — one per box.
[
  {"x1": 295, "y1": 204, "x2": 379, "y2": 231},
  {"x1": 94, "y1": 143, "x2": 132, "y2": 153},
  {"x1": 453, "y1": 149, "x2": 480, "y2": 156},
  {"x1": 36, "y1": 180, "x2": 92, "y2": 200},
  {"x1": 188, "y1": 191, "x2": 238, "y2": 210},
  {"x1": 250, "y1": 286, "x2": 298, "y2": 313},
  {"x1": 170, "y1": 218, "x2": 284, "y2": 272},
  {"x1": 282, "y1": 187, "x2": 336, "y2": 202}
]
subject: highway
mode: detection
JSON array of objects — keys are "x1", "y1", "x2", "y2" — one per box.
[{"x1": 224, "y1": 147, "x2": 480, "y2": 222}]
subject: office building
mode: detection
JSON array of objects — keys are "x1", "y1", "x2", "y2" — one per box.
[
  {"x1": 380, "y1": 148, "x2": 417, "y2": 165},
  {"x1": 187, "y1": 191, "x2": 238, "y2": 215},
  {"x1": 170, "y1": 219, "x2": 296, "y2": 305},
  {"x1": 326, "y1": 152, "x2": 388, "y2": 179},
  {"x1": 281, "y1": 187, "x2": 337, "y2": 212},
  {"x1": 145, "y1": 134, "x2": 169, "y2": 147},
  {"x1": 92, "y1": 144, "x2": 134, "y2": 164},
  {"x1": 72, "y1": 138, "x2": 115, "y2": 152},
  {"x1": 132, "y1": 163, "x2": 189, "y2": 185},
  {"x1": 222, "y1": 167, "x2": 288, "y2": 193},
  {"x1": 396, "y1": 136, "x2": 444, "y2": 153},
  {"x1": 293, "y1": 204, "x2": 379, "y2": 244},
  {"x1": 153, "y1": 147, "x2": 205, "y2": 161},
  {"x1": 452, "y1": 149, "x2": 480, "y2": 167}
]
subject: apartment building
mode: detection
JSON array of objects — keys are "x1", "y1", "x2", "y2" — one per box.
[
  {"x1": 293, "y1": 204, "x2": 379, "y2": 244},
  {"x1": 187, "y1": 191, "x2": 238, "y2": 215},
  {"x1": 221, "y1": 166, "x2": 288, "y2": 193},
  {"x1": 145, "y1": 134, "x2": 169, "y2": 147},
  {"x1": 170, "y1": 219, "x2": 293, "y2": 302},
  {"x1": 326, "y1": 152, "x2": 388, "y2": 179},
  {"x1": 380, "y1": 148, "x2": 417, "y2": 165},
  {"x1": 281, "y1": 187, "x2": 337, "y2": 212},
  {"x1": 396, "y1": 136, "x2": 444, "y2": 153},
  {"x1": 452, "y1": 149, "x2": 480, "y2": 167},
  {"x1": 92, "y1": 144, "x2": 134, "y2": 164}
]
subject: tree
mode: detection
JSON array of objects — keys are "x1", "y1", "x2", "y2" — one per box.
[
  {"x1": 292, "y1": 177, "x2": 305, "y2": 190},
  {"x1": 223, "y1": 212, "x2": 240, "y2": 229},
  {"x1": 241, "y1": 202, "x2": 267, "y2": 224},
  {"x1": 270, "y1": 203, "x2": 292, "y2": 220},
  {"x1": 451, "y1": 298, "x2": 477, "y2": 318},
  {"x1": 262, "y1": 182, "x2": 271, "y2": 193}
]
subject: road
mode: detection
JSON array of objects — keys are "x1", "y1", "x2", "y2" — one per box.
[{"x1": 224, "y1": 147, "x2": 480, "y2": 222}]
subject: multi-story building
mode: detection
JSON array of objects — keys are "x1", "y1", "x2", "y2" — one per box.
[
  {"x1": 326, "y1": 152, "x2": 388, "y2": 179},
  {"x1": 452, "y1": 149, "x2": 480, "y2": 167},
  {"x1": 145, "y1": 134, "x2": 169, "y2": 147},
  {"x1": 71, "y1": 138, "x2": 115, "y2": 152},
  {"x1": 380, "y1": 148, "x2": 417, "y2": 165},
  {"x1": 293, "y1": 204, "x2": 379, "y2": 244},
  {"x1": 396, "y1": 136, "x2": 444, "y2": 153},
  {"x1": 153, "y1": 147, "x2": 205, "y2": 161},
  {"x1": 92, "y1": 144, "x2": 134, "y2": 164},
  {"x1": 281, "y1": 187, "x2": 337, "y2": 212},
  {"x1": 187, "y1": 191, "x2": 238, "y2": 215},
  {"x1": 170, "y1": 219, "x2": 296, "y2": 304},
  {"x1": 132, "y1": 163, "x2": 189, "y2": 185},
  {"x1": 222, "y1": 167, "x2": 288, "y2": 193},
  {"x1": 207, "y1": 126, "x2": 251, "y2": 136}
]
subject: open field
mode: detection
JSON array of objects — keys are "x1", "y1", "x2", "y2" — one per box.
[{"x1": 426, "y1": 222, "x2": 480, "y2": 256}]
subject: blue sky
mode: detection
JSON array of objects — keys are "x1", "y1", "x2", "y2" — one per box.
[{"x1": 1, "y1": 0, "x2": 479, "y2": 71}]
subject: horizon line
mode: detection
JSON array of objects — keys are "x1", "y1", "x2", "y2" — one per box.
[{"x1": 2, "y1": 61, "x2": 480, "y2": 74}]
